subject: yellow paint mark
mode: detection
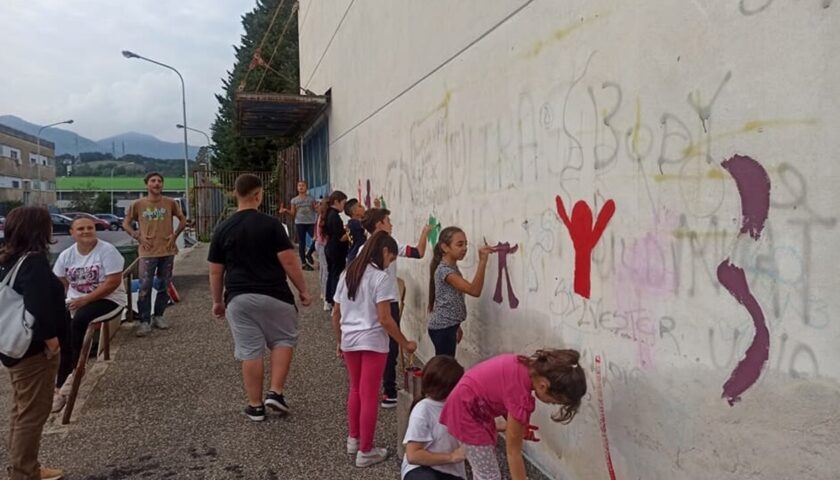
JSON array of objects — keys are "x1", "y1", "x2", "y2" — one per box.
[
  {"x1": 418, "y1": 88, "x2": 455, "y2": 123},
  {"x1": 680, "y1": 118, "x2": 818, "y2": 158},
  {"x1": 437, "y1": 89, "x2": 453, "y2": 114},
  {"x1": 706, "y1": 167, "x2": 726, "y2": 179},
  {"x1": 653, "y1": 168, "x2": 726, "y2": 183},
  {"x1": 632, "y1": 97, "x2": 641, "y2": 156},
  {"x1": 529, "y1": 40, "x2": 546, "y2": 57},
  {"x1": 524, "y1": 13, "x2": 608, "y2": 58}
]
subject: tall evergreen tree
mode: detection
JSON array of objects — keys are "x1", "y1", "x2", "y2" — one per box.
[{"x1": 211, "y1": 0, "x2": 300, "y2": 171}]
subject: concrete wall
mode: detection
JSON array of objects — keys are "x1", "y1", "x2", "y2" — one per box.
[{"x1": 299, "y1": 1, "x2": 839, "y2": 478}]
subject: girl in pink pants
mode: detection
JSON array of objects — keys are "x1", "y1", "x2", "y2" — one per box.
[{"x1": 332, "y1": 231, "x2": 418, "y2": 467}]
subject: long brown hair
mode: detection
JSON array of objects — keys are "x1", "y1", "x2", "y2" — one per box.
[
  {"x1": 344, "y1": 231, "x2": 397, "y2": 300},
  {"x1": 0, "y1": 206, "x2": 53, "y2": 264},
  {"x1": 518, "y1": 349, "x2": 587, "y2": 424},
  {"x1": 318, "y1": 190, "x2": 347, "y2": 238},
  {"x1": 427, "y1": 226, "x2": 464, "y2": 311}
]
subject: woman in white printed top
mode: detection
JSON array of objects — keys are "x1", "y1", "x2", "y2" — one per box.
[
  {"x1": 51, "y1": 216, "x2": 126, "y2": 412},
  {"x1": 331, "y1": 231, "x2": 418, "y2": 468}
]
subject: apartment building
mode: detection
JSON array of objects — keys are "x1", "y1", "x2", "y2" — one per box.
[{"x1": 0, "y1": 123, "x2": 57, "y2": 209}]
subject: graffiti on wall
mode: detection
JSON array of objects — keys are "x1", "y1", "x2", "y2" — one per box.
[
  {"x1": 717, "y1": 154, "x2": 771, "y2": 405},
  {"x1": 555, "y1": 196, "x2": 616, "y2": 299},
  {"x1": 489, "y1": 242, "x2": 520, "y2": 308}
]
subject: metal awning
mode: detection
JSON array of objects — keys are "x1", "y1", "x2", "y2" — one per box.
[{"x1": 235, "y1": 92, "x2": 329, "y2": 138}]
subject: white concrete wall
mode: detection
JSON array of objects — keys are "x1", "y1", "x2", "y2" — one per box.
[{"x1": 300, "y1": 1, "x2": 840, "y2": 478}]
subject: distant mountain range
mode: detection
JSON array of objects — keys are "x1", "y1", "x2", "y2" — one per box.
[{"x1": 0, "y1": 115, "x2": 201, "y2": 160}]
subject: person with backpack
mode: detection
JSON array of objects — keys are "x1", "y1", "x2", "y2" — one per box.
[{"x1": 0, "y1": 206, "x2": 66, "y2": 480}]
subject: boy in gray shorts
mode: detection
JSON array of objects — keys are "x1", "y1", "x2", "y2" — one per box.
[{"x1": 208, "y1": 174, "x2": 312, "y2": 421}]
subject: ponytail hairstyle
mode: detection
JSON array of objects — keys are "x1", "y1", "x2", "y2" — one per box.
[
  {"x1": 427, "y1": 226, "x2": 465, "y2": 312},
  {"x1": 518, "y1": 349, "x2": 586, "y2": 424},
  {"x1": 319, "y1": 190, "x2": 347, "y2": 238},
  {"x1": 344, "y1": 231, "x2": 398, "y2": 300}
]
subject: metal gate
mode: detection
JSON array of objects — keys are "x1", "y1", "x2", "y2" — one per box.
[{"x1": 193, "y1": 145, "x2": 301, "y2": 241}]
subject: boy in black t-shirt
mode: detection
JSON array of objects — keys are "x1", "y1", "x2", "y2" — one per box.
[{"x1": 208, "y1": 174, "x2": 312, "y2": 422}]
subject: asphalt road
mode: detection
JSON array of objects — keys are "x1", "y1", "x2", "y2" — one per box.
[{"x1": 51, "y1": 230, "x2": 136, "y2": 253}]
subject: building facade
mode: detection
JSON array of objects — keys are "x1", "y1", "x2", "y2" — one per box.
[
  {"x1": 0, "y1": 123, "x2": 57, "y2": 209},
  {"x1": 299, "y1": 2, "x2": 839, "y2": 478}
]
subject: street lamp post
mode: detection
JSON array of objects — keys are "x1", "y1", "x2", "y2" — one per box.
[
  {"x1": 176, "y1": 124, "x2": 212, "y2": 171},
  {"x1": 110, "y1": 166, "x2": 116, "y2": 215},
  {"x1": 121, "y1": 50, "x2": 190, "y2": 218},
  {"x1": 35, "y1": 119, "x2": 73, "y2": 206}
]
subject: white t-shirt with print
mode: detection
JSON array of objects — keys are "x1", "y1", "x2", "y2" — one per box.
[
  {"x1": 52, "y1": 240, "x2": 127, "y2": 307},
  {"x1": 401, "y1": 398, "x2": 466, "y2": 479},
  {"x1": 334, "y1": 265, "x2": 399, "y2": 353}
]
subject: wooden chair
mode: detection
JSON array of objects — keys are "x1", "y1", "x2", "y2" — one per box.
[{"x1": 62, "y1": 307, "x2": 124, "y2": 425}]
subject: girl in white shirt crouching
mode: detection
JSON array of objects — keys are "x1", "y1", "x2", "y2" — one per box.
[
  {"x1": 402, "y1": 355, "x2": 466, "y2": 480},
  {"x1": 332, "y1": 231, "x2": 418, "y2": 468}
]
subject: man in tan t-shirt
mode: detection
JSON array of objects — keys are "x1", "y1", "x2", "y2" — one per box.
[{"x1": 123, "y1": 172, "x2": 187, "y2": 337}]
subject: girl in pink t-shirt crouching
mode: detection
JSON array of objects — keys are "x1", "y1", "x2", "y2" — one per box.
[{"x1": 439, "y1": 349, "x2": 586, "y2": 480}]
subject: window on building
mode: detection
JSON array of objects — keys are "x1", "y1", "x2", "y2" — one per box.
[
  {"x1": 302, "y1": 119, "x2": 330, "y2": 199},
  {"x1": 10, "y1": 150, "x2": 19, "y2": 161},
  {"x1": 11, "y1": 181, "x2": 20, "y2": 189}
]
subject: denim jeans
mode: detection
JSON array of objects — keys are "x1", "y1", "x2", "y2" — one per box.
[
  {"x1": 295, "y1": 223, "x2": 316, "y2": 263},
  {"x1": 138, "y1": 256, "x2": 174, "y2": 324}
]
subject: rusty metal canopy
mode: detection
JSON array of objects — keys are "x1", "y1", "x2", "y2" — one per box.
[{"x1": 235, "y1": 92, "x2": 328, "y2": 138}]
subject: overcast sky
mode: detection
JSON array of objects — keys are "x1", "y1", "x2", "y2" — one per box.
[{"x1": 0, "y1": 0, "x2": 256, "y2": 143}]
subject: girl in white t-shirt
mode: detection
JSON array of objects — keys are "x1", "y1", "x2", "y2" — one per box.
[
  {"x1": 51, "y1": 217, "x2": 126, "y2": 412},
  {"x1": 402, "y1": 355, "x2": 466, "y2": 480},
  {"x1": 332, "y1": 231, "x2": 418, "y2": 468}
]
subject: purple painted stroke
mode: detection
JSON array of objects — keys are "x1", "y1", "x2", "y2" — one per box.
[
  {"x1": 721, "y1": 155, "x2": 770, "y2": 240},
  {"x1": 492, "y1": 242, "x2": 520, "y2": 309},
  {"x1": 718, "y1": 260, "x2": 769, "y2": 405}
]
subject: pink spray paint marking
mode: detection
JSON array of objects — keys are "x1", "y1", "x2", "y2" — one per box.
[
  {"x1": 595, "y1": 355, "x2": 617, "y2": 480},
  {"x1": 490, "y1": 242, "x2": 520, "y2": 309},
  {"x1": 718, "y1": 154, "x2": 771, "y2": 406}
]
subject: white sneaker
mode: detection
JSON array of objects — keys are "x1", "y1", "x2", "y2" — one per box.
[
  {"x1": 323, "y1": 301, "x2": 331, "y2": 312},
  {"x1": 346, "y1": 436, "x2": 359, "y2": 454},
  {"x1": 355, "y1": 447, "x2": 388, "y2": 467},
  {"x1": 51, "y1": 393, "x2": 67, "y2": 413},
  {"x1": 59, "y1": 374, "x2": 74, "y2": 396}
]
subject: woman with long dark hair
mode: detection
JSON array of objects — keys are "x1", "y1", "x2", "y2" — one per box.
[
  {"x1": 321, "y1": 190, "x2": 349, "y2": 307},
  {"x1": 0, "y1": 206, "x2": 66, "y2": 480}
]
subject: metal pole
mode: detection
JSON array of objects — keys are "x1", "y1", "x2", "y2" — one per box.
[
  {"x1": 110, "y1": 167, "x2": 115, "y2": 215},
  {"x1": 122, "y1": 51, "x2": 190, "y2": 219},
  {"x1": 177, "y1": 124, "x2": 211, "y2": 171},
  {"x1": 36, "y1": 119, "x2": 73, "y2": 206}
]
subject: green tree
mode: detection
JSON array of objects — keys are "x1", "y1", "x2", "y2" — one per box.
[
  {"x1": 211, "y1": 0, "x2": 300, "y2": 171},
  {"x1": 69, "y1": 189, "x2": 96, "y2": 212},
  {"x1": 93, "y1": 192, "x2": 115, "y2": 214}
]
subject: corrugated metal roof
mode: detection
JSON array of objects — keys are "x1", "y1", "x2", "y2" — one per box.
[{"x1": 235, "y1": 92, "x2": 328, "y2": 138}]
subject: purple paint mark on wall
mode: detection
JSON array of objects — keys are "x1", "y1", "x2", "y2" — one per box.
[
  {"x1": 721, "y1": 155, "x2": 770, "y2": 240},
  {"x1": 718, "y1": 260, "x2": 770, "y2": 405},
  {"x1": 491, "y1": 242, "x2": 520, "y2": 309},
  {"x1": 718, "y1": 154, "x2": 771, "y2": 406}
]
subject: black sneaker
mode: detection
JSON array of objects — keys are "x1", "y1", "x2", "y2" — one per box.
[
  {"x1": 265, "y1": 391, "x2": 290, "y2": 414},
  {"x1": 305, "y1": 253, "x2": 315, "y2": 266},
  {"x1": 380, "y1": 395, "x2": 398, "y2": 409},
  {"x1": 244, "y1": 404, "x2": 266, "y2": 422},
  {"x1": 302, "y1": 264, "x2": 314, "y2": 271}
]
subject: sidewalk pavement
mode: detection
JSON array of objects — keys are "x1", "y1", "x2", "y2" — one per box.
[{"x1": 1, "y1": 243, "x2": 550, "y2": 479}]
